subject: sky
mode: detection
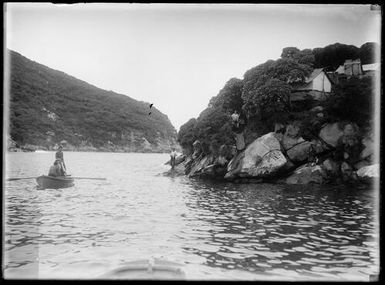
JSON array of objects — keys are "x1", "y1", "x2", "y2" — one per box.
[{"x1": 5, "y1": 3, "x2": 381, "y2": 131}]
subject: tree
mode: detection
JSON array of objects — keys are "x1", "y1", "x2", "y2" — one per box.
[
  {"x1": 242, "y1": 53, "x2": 313, "y2": 131},
  {"x1": 323, "y1": 76, "x2": 374, "y2": 127},
  {"x1": 244, "y1": 78, "x2": 291, "y2": 129},
  {"x1": 177, "y1": 118, "x2": 197, "y2": 154},
  {"x1": 359, "y1": 42, "x2": 380, "y2": 64},
  {"x1": 209, "y1": 78, "x2": 244, "y2": 113},
  {"x1": 312, "y1": 43, "x2": 359, "y2": 70}
]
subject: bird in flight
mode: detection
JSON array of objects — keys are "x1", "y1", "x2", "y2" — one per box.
[
  {"x1": 150, "y1": 103, "x2": 153, "y2": 108},
  {"x1": 148, "y1": 112, "x2": 152, "y2": 115}
]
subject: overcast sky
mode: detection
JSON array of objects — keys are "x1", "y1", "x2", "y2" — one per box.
[{"x1": 5, "y1": 3, "x2": 381, "y2": 131}]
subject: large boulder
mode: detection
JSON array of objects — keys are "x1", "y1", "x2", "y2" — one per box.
[
  {"x1": 357, "y1": 163, "x2": 379, "y2": 179},
  {"x1": 341, "y1": 161, "x2": 359, "y2": 182},
  {"x1": 285, "y1": 123, "x2": 301, "y2": 138},
  {"x1": 285, "y1": 164, "x2": 328, "y2": 184},
  {"x1": 283, "y1": 138, "x2": 314, "y2": 163},
  {"x1": 337, "y1": 123, "x2": 363, "y2": 169},
  {"x1": 184, "y1": 156, "x2": 196, "y2": 175},
  {"x1": 225, "y1": 132, "x2": 287, "y2": 180},
  {"x1": 354, "y1": 131, "x2": 377, "y2": 170},
  {"x1": 192, "y1": 140, "x2": 203, "y2": 159},
  {"x1": 319, "y1": 123, "x2": 344, "y2": 148},
  {"x1": 280, "y1": 122, "x2": 319, "y2": 163},
  {"x1": 360, "y1": 133, "x2": 376, "y2": 161},
  {"x1": 322, "y1": 158, "x2": 340, "y2": 177}
]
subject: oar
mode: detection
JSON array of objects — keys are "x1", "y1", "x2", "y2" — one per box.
[
  {"x1": 7, "y1": 176, "x2": 106, "y2": 181},
  {"x1": 6, "y1": 176, "x2": 38, "y2": 181},
  {"x1": 71, "y1": 177, "x2": 106, "y2": 180}
]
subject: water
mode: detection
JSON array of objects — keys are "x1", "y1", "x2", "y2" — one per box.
[{"x1": 4, "y1": 152, "x2": 379, "y2": 280}]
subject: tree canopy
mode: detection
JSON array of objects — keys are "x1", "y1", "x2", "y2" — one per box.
[{"x1": 177, "y1": 41, "x2": 378, "y2": 155}]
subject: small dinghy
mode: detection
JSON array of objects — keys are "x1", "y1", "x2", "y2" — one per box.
[
  {"x1": 98, "y1": 258, "x2": 185, "y2": 280},
  {"x1": 36, "y1": 175, "x2": 75, "y2": 189}
]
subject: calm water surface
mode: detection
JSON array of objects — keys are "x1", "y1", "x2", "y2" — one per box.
[{"x1": 4, "y1": 152, "x2": 379, "y2": 280}]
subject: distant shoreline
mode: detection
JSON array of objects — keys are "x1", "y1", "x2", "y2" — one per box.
[{"x1": 7, "y1": 149, "x2": 171, "y2": 154}]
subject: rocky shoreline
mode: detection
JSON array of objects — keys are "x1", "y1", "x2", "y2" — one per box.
[{"x1": 167, "y1": 121, "x2": 378, "y2": 185}]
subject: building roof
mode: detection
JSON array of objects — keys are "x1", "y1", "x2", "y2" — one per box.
[
  {"x1": 362, "y1": 63, "x2": 380, "y2": 71},
  {"x1": 305, "y1": 68, "x2": 324, "y2": 83},
  {"x1": 293, "y1": 68, "x2": 331, "y2": 91},
  {"x1": 335, "y1": 65, "x2": 344, "y2": 74}
]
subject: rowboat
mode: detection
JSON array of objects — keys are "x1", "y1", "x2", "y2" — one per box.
[
  {"x1": 98, "y1": 258, "x2": 185, "y2": 280},
  {"x1": 36, "y1": 175, "x2": 74, "y2": 189}
]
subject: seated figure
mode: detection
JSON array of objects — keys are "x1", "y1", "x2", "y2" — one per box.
[{"x1": 48, "y1": 160, "x2": 63, "y2": 177}]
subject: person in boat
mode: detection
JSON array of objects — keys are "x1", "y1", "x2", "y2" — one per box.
[
  {"x1": 55, "y1": 144, "x2": 67, "y2": 175},
  {"x1": 170, "y1": 147, "x2": 177, "y2": 169},
  {"x1": 48, "y1": 160, "x2": 63, "y2": 177}
]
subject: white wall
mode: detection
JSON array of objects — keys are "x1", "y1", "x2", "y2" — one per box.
[{"x1": 312, "y1": 72, "x2": 331, "y2": 93}]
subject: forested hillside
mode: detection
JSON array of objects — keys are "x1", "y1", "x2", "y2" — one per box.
[{"x1": 7, "y1": 49, "x2": 177, "y2": 152}]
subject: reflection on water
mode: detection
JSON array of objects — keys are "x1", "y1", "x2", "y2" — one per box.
[{"x1": 4, "y1": 152, "x2": 379, "y2": 280}]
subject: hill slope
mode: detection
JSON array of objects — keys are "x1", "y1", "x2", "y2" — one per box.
[{"x1": 6, "y1": 50, "x2": 177, "y2": 152}]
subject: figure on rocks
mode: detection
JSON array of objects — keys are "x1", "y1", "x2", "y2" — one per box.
[
  {"x1": 231, "y1": 111, "x2": 246, "y2": 153},
  {"x1": 170, "y1": 147, "x2": 177, "y2": 170},
  {"x1": 336, "y1": 123, "x2": 363, "y2": 182}
]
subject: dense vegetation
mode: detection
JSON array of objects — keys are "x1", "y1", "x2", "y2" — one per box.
[
  {"x1": 313, "y1": 42, "x2": 379, "y2": 71},
  {"x1": 324, "y1": 76, "x2": 375, "y2": 127},
  {"x1": 178, "y1": 42, "x2": 378, "y2": 154},
  {"x1": 7, "y1": 50, "x2": 176, "y2": 149}
]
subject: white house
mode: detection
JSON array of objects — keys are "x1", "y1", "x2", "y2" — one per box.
[
  {"x1": 335, "y1": 59, "x2": 363, "y2": 77},
  {"x1": 335, "y1": 59, "x2": 379, "y2": 79},
  {"x1": 291, "y1": 68, "x2": 333, "y2": 101},
  {"x1": 362, "y1": 62, "x2": 380, "y2": 72}
]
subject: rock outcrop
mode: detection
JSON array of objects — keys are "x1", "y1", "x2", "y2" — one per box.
[
  {"x1": 285, "y1": 164, "x2": 328, "y2": 184},
  {"x1": 318, "y1": 122, "x2": 344, "y2": 148},
  {"x1": 175, "y1": 120, "x2": 376, "y2": 186},
  {"x1": 356, "y1": 163, "x2": 379, "y2": 179},
  {"x1": 225, "y1": 132, "x2": 287, "y2": 180}
]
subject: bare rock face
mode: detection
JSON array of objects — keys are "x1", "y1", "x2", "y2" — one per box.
[
  {"x1": 319, "y1": 123, "x2": 344, "y2": 148},
  {"x1": 360, "y1": 134, "x2": 375, "y2": 160},
  {"x1": 357, "y1": 163, "x2": 379, "y2": 179},
  {"x1": 165, "y1": 154, "x2": 186, "y2": 166},
  {"x1": 322, "y1": 158, "x2": 340, "y2": 177},
  {"x1": 354, "y1": 131, "x2": 377, "y2": 170},
  {"x1": 188, "y1": 155, "x2": 215, "y2": 178},
  {"x1": 280, "y1": 122, "x2": 314, "y2": 164},
  {"x1": 192, "y1": 140, "x2": 203, "y2": 159},
  {"x1": 284, "y1": 139, "x2": 314, "y2": 163},
  {"x1": 225, "y1": 132, "x2": 287, "y2": 180},
  {"x1": 285, "y1": 164, "x2": 328, "y2": 184}
]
